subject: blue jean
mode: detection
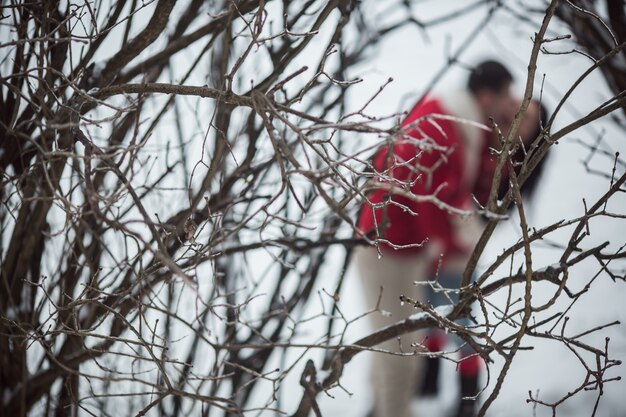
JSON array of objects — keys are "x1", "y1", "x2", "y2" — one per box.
[{"x1": 423, "y1": 270, "x2": 475, "y2": 355}]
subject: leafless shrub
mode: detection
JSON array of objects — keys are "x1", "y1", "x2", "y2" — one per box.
[{"x1": 0, "y1": 1, "x2": 624, "y2": 417}]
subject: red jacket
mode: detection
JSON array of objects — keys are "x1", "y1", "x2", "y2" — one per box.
[{"x1": 357, "y1": 91, "x2": 489, "y2": 259}]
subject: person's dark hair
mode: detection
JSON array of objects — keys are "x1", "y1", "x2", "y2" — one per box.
[{"x1": 468, "y1": 60, "x2": 513, "y2": 94}]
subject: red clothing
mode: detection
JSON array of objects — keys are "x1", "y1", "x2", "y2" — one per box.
[{"x1": 357, "y1": 94, "x2": 487, "y2": 258}]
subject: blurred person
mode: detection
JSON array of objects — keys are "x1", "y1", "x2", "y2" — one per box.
[
  {"x1": 354, "y1": 60, "x2": 516, "y2": 417},
  {"x1": 418, "y1": 98, "x2": 551, "y2": 417}
]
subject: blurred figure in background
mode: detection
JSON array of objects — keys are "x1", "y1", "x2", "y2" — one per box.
[
  {"x1": 354, "y1": 61, "x2": 516, "y2": 417},
  {"x1": 418, "y1": 98, "x2": 551, "y2": 417}
]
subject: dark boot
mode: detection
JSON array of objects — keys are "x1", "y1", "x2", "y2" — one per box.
[
  {"x1": 417, "y1": 331, "x2": 446, "y2": 396},
  {"x1": 454, "y1": 399, "x2": 477, "y2": 417},
  {"x1": 454, "y1": 372, "x2": 479, "y2": 417},
  {"x1": 419, "y1": 356, "x2": 440, "y2": 395}
]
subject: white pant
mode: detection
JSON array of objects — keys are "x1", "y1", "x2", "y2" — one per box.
[{"x1": 353, "y1": 247, "x2": 430, "y2": 417}]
